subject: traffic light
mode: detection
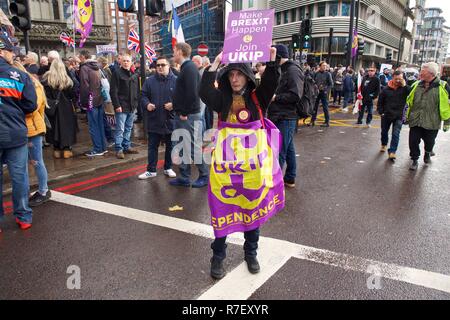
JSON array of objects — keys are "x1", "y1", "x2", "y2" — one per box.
[
  {"x1": 146, "y1": 0, "x2": 164, "y2": 16},
  {"x1": 292, "y1": 33, "x2": 301, "y2": 50},
  {"x1": 386, "y1": 52, "x2": 392, "y2": 60},
  {"x1": 300, "y1": 18, "x2": 311, "y2": 50},
  {"x1": 357, "y1": 37, "x2": 365, "y2": 56},
  {"x1": 9, "y1": 0, "x2": 31, "y2": 32}
]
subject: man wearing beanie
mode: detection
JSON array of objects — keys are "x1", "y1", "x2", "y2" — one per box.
[{"x1": 268, "y1": 44, "x2": 304, "y2": 188}]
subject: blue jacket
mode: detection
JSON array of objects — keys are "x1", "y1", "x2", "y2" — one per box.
[
  {"x1": 343, "y1": 74, "x2": 355, "y2": 94},
  {"x1": 141, "y1": 71, "x2": 177, "y2": 134},
  {"x1": 0, "y1": 57, "x2": 37, "y2": 149}
]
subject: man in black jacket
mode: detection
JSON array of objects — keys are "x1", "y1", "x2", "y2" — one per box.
[
  {"x1": 357, "y1": 65, "x2": 380, "y2": 127},
  {"x1": 268, "y1": 44, "x2": 303, "y2": 188},
  {"x1": 170, "y1": 43, "x2": 208, "y2": 188},
  {"x1": 377, "y1": 71, "x2": 411, "y2": 160},
  {"x1": 0, "y1": 35, "x2": 37, "y2": 231},
  {"x1": 138, "y1": 56, "x2": 177, "y2": 179},
  {"x1": 199, "y1": 48, "x2": 279, "y2": 280},
  {"x1": 110, "y1": 54, "x2": 140, "y2": 159},
  {"x1": 312, "y1": 61, "x2": 333, "y2": 127}
]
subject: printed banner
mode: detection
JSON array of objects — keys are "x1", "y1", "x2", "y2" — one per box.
[
  {"x1": 351, "y1": 29, "x2": 358, "y2": 58},
  {"x1": 96, "y1": 45, "x2": 117, "y2": 55},
  {"x1": 208, "y1": 118, "x2": 285, "y2": 238},
  {"x1": 74, "y1": 0, "x2": 93, "y2": 48},
  {"x1": 222, "y1": 9, "x2": 274, "y2": 64}
]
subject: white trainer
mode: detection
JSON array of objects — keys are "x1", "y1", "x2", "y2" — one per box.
[
  {"x1": 164, "y1": 169, "x2": 177, "y2": 178},
  {"x1": 138, "y1": 171, "x2": 157, "y2": 180},
  {"x1": 342, "y1": 107, "x2": 349, "y2": 113}
]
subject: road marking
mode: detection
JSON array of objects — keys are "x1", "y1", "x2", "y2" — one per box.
[{"x1": 50, "y1": 191, "x2": 450, "y2": 298}]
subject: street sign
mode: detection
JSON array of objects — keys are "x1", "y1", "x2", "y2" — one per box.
[
  {"x1": 118, "y1": 0, "x2": 134, "y2": 12},
  {"x1": 198, "y1": 43, "x2": 208, "y2": 56}
]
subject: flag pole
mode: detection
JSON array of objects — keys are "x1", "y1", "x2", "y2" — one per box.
[{"x1": 73, "y1": 0, "x2": 76, "y2": 56}]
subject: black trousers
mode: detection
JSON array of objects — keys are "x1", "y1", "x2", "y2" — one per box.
[{"x1": 409, "y1": 126, "x2": 439, "y2": 161}]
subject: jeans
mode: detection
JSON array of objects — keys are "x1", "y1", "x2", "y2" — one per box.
[
  {"x1": 380, "y1": 117, "x2": 403, "y2": 154},
  {"x1": 87, "y1": 105, "x2": 107, "y2": 153},
  {"x1": 409, "y1": 126, "x2": 439, "y2": 161},
  {"x1": 104, "y1": 113, "x2": 114, "y2": 143},
  {"x1": 333, "y1": 90, "x2": 343, "y2": 105},
  {"x1": 343, "y1": 91, "x2": 352, "y2": 108},
  {"x1": 0, "y1": 144, "x2": 33, "y2": 224},
  {"x1": 274, "y1": 119, "x2": 297, "y2": 181},
  {"x1": 115, "y1": 112, "x2": 135, "y2": 152},
  {"x1": 211, "y1": 228, "x2": 260, "y2": 261},
  {"x1": 357, "y1": 101, "x2": 374, "y2": 124},
  {"x1": 312, "y1": 91, "x2": 330, "y2": 123},
  {"x1": 28, "y1": 135, "x2": 49, "y2": 195},
  {"x1": 174, "y1": 113, "x2": 209, "y2": 180},
  {"x1": 147, "y1": 132, "x2": 173, "y2": 172},
  {"x1": 205, "y1": 107, "x2": 214, "y2": 131}
]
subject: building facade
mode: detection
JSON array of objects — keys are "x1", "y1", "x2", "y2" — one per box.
[
  {"x1": 147, "y1": 0, "x2": 225, "y2": 58},
  {"x1": 271, "y1": 0, "x2": 414, "y2": 69},
  {"x1": 1, "y1": 0, "x2": 112, "y2": 57},
  {"x1": 412, "y1": 7, "x2": 450, "y2": 66},
  {"x1": 108, "y1": 0, "x2": 157, "y2": 58}
]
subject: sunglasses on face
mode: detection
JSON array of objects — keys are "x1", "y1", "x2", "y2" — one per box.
[{"x1": 156, "y1": 64, "x2": 168, "y2": 67}]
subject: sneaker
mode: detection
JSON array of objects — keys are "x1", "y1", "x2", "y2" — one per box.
[
  {"x1": 192, "y1": 176, "x2": 209, "y2": 188},
  {"x1": 342, "y1": 107, "x2": 349, "y2": 113},
  {"x1": 388, "y1": 152, "x2": 396, "y2": 160},
  {"x1": 29, "y1": 190, "x2": 51, "y2": 207},
  {"x1": 366, "y1": 124, "x2": 372, "y2": 128},
  {"x1": 210, "y1": 257, "x2": 225, "y2": 280},
  {"x1": 85, "y1": 151, "x2": 107, "y2": 157},
  {"x1": 284, "y1": 178, "x2": 295, "y2": 188},
  {"x1": 164, "y1": 169, "x2": 177, "y2": 178},
  {"x1": 320, "y1": 123, "x2": 330, "y2": 128},
  {"x1": 169, "y1": 178, "x2": 191, "y2": 187},
  {"x1": 138, "y1": 171, "x2": 157, "y2": 180},
  {"x1": 53, "y1": 150, "x2": 62, "y2": 159},
  {"x1": 15, "y1": 218, "x2": 32, "y2": 230},
  {"x1": 354, "y1": 122, "x2": 363, "y2": 126},
  {"x1": 244, "y1": 256, "x2": 260, "y2": 274},
  {"x1": 409, "y1": 160, "x2": 419, "y2": 171},
  {"x1": 424, "y1": 152, "x2": 431, "y2": 164},
  {"x1": 430, "y1": 151, "x2": 436, "y2": 157},
  {"x1": 124, "y1": 147, "x2": 139, "y2": 154},
  {"x1": 116, "y1": 150, "x2": 125, "y2": 159},
  {"x1": 380, "y1": 145, "x2": 387, "y2": 153}
]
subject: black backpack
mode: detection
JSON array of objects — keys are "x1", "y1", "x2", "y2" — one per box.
[{"x1": 296, "y1": 71, "x2": 318, "y2": 119}]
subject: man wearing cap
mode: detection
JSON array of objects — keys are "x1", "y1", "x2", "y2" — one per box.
[
  {"x1": 0, "y1": 35, "x2": 37, "y2": 231},
  {"x1": 268, "y1": 44, "x2": 304, "y2": 188}
]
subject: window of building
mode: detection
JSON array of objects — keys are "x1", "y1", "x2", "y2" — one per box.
[
  {"x1": 329, "y1": 1, "x2": 339, "y2": 17},
  {"x1": 0, "y1": 1, "x2": 9, "y2": 15},
  {"x1": 364, "y1": 42, "x2": 373, "y2": 55},
  {"x1": 342, "y1": 1, "x2": 351, "y2": 16},
  {"x1": 317, "y1": 2, "x2": 326, "y2": 17},
  {"x1": 284, "y1": 11, "x2": 289, "y2": 24},
  {"x1": 299, "y1": 6, "x2": 305, "y2": 20},
  {"x1": 276, "y1": 12, "x2": 281, "y2": 25},
  {"x1": 308, "y1": 4, "x2": 314, "y2": 18},
  {"x1": 63, "y1": 0, "x2": 72, "y2": 20},
  {"x1": 248, "y1": 0, "x2": 253, "y2": 8},
  {"x1": 291, "y1": 8, "x2": 297, "y2": 22},
  {"x1": 53, "y1": 0, "x2": 60, "y2": 20},
  {"x1": 375, "y1": 45, "x2": 383, "y2": 56}
]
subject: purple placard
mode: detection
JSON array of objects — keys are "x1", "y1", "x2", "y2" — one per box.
[{"x1": 222, "y1": 9, "x2": 275, "y2": 64}]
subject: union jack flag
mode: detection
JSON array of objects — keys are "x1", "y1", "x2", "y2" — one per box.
[
  {"x1": 144, "y1": 43, "x2": 156, "y2": 60},
  {"x1": 60, "y1": 32, "x2": 75, "y2": 48},
  {"x1": 127, "y1": 28, "x2": 140, "y2": 53}
]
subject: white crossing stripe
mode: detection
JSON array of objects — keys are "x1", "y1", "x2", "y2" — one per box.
[{"x1": 50, "y1": 191, "x2": 450, "y2": 299}]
